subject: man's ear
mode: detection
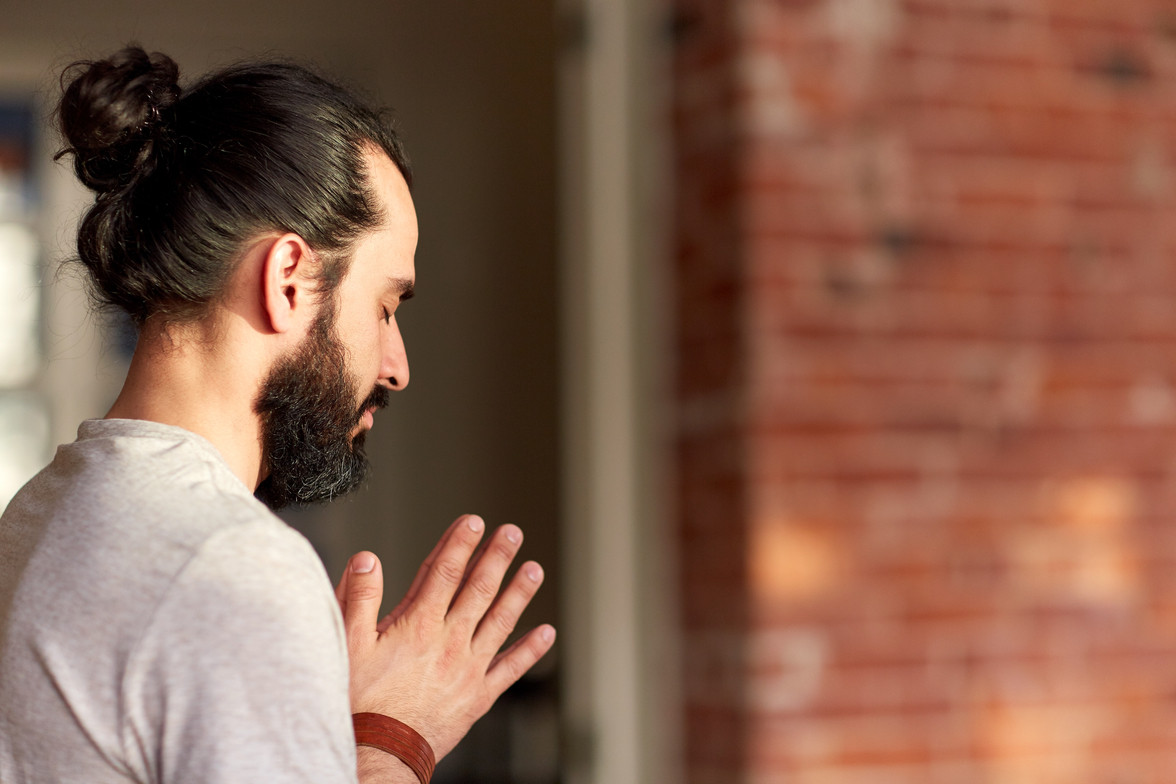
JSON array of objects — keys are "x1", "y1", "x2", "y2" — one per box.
[{"x1": 261, "y1": 233, "x2": 316, "y2": 334}]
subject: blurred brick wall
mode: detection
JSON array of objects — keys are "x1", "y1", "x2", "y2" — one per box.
[{"x1": 672, "y1": 1, "x2": 1176, "y2": 782}]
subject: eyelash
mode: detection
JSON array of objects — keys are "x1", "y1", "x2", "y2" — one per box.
[{"x1": 381, "y1": 307, "x2": 391, "y2": 324}]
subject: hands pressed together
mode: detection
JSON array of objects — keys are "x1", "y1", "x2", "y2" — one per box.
[{"x1": 334, "y1": 514, "x2": 555, "y2": 779}]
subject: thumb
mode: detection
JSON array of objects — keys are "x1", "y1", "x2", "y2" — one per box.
[{"x1": 341, "y1": 551, "x2": 384, "y2": 644}]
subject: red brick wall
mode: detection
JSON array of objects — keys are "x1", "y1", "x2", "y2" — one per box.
[{"x1": 673, "y1": 1, "x2": 1176, "y2": 781}]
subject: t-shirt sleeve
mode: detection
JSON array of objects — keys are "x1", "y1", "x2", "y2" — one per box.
[{"x1": 119, "y1": 522, "x2": 358, "y2": 784}]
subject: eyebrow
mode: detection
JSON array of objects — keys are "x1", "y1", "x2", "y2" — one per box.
[{"x1": 386, "y1": 277, "x2": 415, "y2": 301}]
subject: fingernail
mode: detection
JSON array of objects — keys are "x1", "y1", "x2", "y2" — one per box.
[
  {"x1": 526, "y1": 563, "x2": 543, "y2": 582},
  {"x1": 504, "y1": 526, "x2": 521, "y2": 544},
  {"x1": 541, "y1": 625, "x2": 556, "y2": 643},
  {"x1": 352, "y1": 552, "x2": 376, "y2": 574},
  {"x1": 467, "y1": 516, "x2": 484, "y2": 532}
]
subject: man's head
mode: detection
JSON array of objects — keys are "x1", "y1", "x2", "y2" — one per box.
[
  {"x1": 58, "y1": 46, "x2": 411, "y2": 323},
  {"x1": 254, "y1": 152, "x2": 417, "y2": 508},
  {"x1": 57, "y1": 46, "x2": 417, "y2": 508}
]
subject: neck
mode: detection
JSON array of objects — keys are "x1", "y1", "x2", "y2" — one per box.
[{"x1": 106, "y1": 323, "x2": 268, "y2": 491}]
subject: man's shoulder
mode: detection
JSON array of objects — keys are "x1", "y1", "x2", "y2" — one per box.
[
  {"x1": 0, "y1": 417, "x2": 321, "y2": 619},
  {"x1": 0, "y1": 426, "x2": 350, "y2": 784},
  {"x1": 15, "y1": 417, "x2": 270, "y2": 536}
]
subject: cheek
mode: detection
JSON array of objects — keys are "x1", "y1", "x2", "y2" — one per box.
[
  {"x1": 356, "y1": 326, "x2": 384, "y2": 380},
  {"x1": 335, "y1": 316, "x2": 381, "y2": 386}
]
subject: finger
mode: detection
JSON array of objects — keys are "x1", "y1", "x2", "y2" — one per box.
[
  {"x1": 447, "y1": 523, "x2": 521, "y2": 614},
  {"x1": 341, "y1": 551, "x2": 384, "y2": 646},
  {"x1": 335, "y1": 561, "x2": 350, "y2": 610},
  {"x1": 446, "y1": 524, "x2": 524, "y2": 628},
  {"x1": 471, "y1": 560, "x2": 544, "y2": 655},
  {"x1": 378, "y1": 524, "x2": 489, "y2": 633},
  {"x1": 485, "y1": 624, "x2": 557, "y2": 699},
  {"x1": 447, "y1": 526, "x2": 500, "y2": 612},
  {"x1": 379, "y1": 516, "x2": 469, "y2": 629},
  {"x1": 406, "y1": 514, "x2": 486, "y2": 618},
  {"x1": 402, "y1": 516, "x2": 469, "y2": 604}
]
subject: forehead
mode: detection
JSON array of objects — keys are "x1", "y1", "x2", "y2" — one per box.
[
  {"x1": 346, "y1": 150, "x2": 417, "y2": 285},
  {"x1": 367, "y1": 150, "x2": 417, "y2": 250}
]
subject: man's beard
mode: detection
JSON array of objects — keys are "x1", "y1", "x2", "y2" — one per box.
[{"x1": 253, "y1": 300, "x2": 389, "y2": 510}]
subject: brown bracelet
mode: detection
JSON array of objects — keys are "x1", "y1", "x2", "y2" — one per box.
[{"x1": 353, "y1": 712, "x2": 436, "y2": 784}]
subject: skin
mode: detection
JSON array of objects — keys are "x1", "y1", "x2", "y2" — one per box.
[{"x1": 107, "y1": 149, "x2": 556, "y2": 783}]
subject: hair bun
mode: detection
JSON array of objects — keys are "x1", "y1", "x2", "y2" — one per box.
[{"x1": 57, "y1": 46, "x2": 180, "y2": 193}]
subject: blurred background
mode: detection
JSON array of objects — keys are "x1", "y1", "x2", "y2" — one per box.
[{"x1": 7, "y1": 0, "x2": 1176, "y2": 782}]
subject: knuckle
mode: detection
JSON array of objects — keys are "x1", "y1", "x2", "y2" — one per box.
[
  {"x1": 406, "y1": 613, "x2": 445, "y2": 648},
  {"x1": 513, "y1": 573, "x2": 541, "y2": 599},
  {"x1": 348, "y1": 583, "x2": 383, "y2": 603},
  {"x1": 468, "y1": 573, "x2": 500, "y2": 601},
  {"x1": 500, "y1": 583, "x2": 537, "y2": 611},
  {"x1": 500, "y1": 654, "x2": 525, "y2": 683},
  {"x1": 436, "y1": 640, "x2": 466, "y2": 671},
  {"x1": 434, "y1": 557, "x2": 467, "y2": 585},
  {"x1": 492, "y1": 536, "x2": 517, "y2": 560},
  {"x1": 490, "y1": 610, "x2": 517, "y2": 637}
]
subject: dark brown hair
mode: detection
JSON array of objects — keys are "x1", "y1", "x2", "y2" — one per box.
[{"x1": 56, "y1": 46, "x2": 412, "y2": 325}]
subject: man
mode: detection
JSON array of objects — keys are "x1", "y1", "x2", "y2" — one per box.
[{"x1": 0, "y1": 47, "x2": 554, "y2": 783}]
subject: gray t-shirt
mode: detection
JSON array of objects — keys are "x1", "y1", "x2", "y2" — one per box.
[{"x1": 0, "y1": 419, "x2": 358, "y2": 783}]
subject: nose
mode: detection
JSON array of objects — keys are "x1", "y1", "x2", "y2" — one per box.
[{"x1": 380, "y1": 315, "x2": 410, "y2": 391}]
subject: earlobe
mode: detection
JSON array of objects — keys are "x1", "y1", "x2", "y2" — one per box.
[{"x1": 261, "y1": 233, "x2": 314, "y2": 334}]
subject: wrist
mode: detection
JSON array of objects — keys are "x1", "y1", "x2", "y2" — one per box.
[
  {"x1": 353, "y1": 713, "x2": 436, "y2": 784},
  {"x1": 356, "y1": 745, "x2": 418, "y2": 784}
]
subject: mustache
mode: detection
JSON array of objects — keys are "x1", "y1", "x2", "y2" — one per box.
[{"x1": 358, "y1": 385, "x2": 390, "y2": 419}]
